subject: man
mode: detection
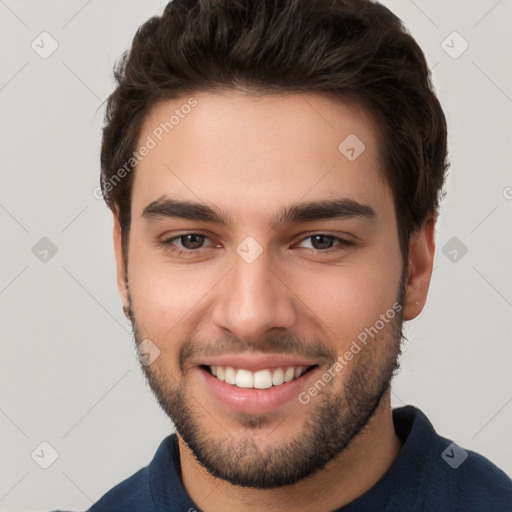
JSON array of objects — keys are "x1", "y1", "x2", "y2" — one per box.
[{"x1": 86, "y1": 0, "x2": 512, "y2": 510}]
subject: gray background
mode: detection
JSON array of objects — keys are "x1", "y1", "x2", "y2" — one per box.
[{"x1": 1, "y1": 0, "x2": 511, "y2": 510}]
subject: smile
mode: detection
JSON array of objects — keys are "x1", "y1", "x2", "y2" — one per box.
[
  {"x1": 198, "y1": 359, "x2": 322, "y2": 415},
  {"x1": 203, "y1": 365, "x2": 316, "y2": 389}
]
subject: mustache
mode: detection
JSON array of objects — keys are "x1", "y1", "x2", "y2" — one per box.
[{"x1": 178, "y1": 332, "x2": 338, "y2": 373}]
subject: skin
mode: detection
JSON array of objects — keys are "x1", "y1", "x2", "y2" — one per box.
[{"x1": 112, "y1": 90, "x2": 435, "y2": 511}]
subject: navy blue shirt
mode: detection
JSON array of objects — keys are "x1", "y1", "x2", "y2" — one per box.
[{"x1": 76, "y1": 406, "x2": 511, "y2": 511}]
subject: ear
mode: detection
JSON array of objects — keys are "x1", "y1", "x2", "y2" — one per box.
[
  {"x1": 112, "y1": 210, "x2": 129, "y2": 313},
  {"x1": 402, "y1": 215, "x2": 436, "y2": 321}
]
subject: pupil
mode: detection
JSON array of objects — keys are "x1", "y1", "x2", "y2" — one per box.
[
  {"x1": 312, "y1": 235, "x2": 332, "y2": 250},
  {"x1": 183, "y1": 234, "x2": 204, "y2": 249}
]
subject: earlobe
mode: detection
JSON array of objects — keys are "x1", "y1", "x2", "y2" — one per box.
[
  {"x1": 402, "y1": 216, "x2": 436, "y2": 321},
  {"x1": 112, "y1": 210, "x2": 129, "y2": 314}
]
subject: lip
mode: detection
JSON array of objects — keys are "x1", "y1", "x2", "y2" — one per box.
[
  {"x1": 198, "y1": 353, "x2": 319, "y2": 372},
  {"x1": 198, "y1": 364, "x2": 321, "y2": 415}
]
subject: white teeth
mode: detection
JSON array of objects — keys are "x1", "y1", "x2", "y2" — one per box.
[
  {"x1": 224, "y1": 366, "x2": 236, "y2": 385},
  {"x1": 272, "y1": 368, "x2": 284, "y2": 385},
  {"x1": 208, "y1": 365, "x2": 309, "y2": 388},
  {"x1": 235, "y1": 369, "x2": 253, "y2": 388},
  {"x1": 253, "y1": 369, "x2": 273, "y2": 389},
  {"x1": 284, "y1": 367, "x2": 296, "y2": 382}
]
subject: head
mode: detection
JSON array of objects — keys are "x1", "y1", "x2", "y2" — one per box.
[{"x1": 101, "y1": 0, "x2": 447, "y2": 489}]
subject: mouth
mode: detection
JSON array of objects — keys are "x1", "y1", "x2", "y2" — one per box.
[{"x1": 197, "y1": 360, "x2": 322, "y2": 415}]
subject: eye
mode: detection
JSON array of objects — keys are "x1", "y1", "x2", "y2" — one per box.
[
  {"x1": 159, "y1": 233, "x2": 218, "y2": 255},
  {"x1": 173, "y1": 233, "x2": 207, "y2": 250},
  {"x1": 296, "y1": 234, "x2": 353, "y2": 253}
]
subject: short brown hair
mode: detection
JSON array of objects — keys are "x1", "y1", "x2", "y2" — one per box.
[{"x1": 100, "y1": 0, "x2": 449, "y2": 263}]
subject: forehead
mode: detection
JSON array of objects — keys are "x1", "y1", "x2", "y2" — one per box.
[{"x1": 131, "y1": 90, "x2": 391, "y2": 225}]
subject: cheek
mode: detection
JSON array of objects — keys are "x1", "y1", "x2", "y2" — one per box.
[
  {"x1": 128, "y1": 246, "x2": 219, "y2": 340},
  {"x1": 292, "y1": 254, "x2": 402, "y2": 345}
]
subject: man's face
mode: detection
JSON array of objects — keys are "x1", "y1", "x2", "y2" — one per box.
[{"x1": 117, "y1": 91, "x2": 407, "y2": 488}]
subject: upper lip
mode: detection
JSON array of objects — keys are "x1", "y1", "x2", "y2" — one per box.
[{"x1": 198, "y1": 353, "x2": 319, "y2": 372}]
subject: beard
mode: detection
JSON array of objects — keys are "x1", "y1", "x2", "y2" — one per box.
[{"x1": 125, "y1": 274, "x2": 405, "y2": 489}]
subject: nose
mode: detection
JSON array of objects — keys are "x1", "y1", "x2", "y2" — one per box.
[{"x1": 211, "y1": 250, "x2": 297, "y2": 343}]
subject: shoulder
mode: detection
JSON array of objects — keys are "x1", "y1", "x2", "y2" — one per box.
[
  {"x1": 86, "y1": 435, "x2": 178, "y2": 512},
  {"x1": 452, "y1": 448, "x2": 512, "y2": 510},
  {"x1": 87, "y1": 466, "x2": 154, "y2": 512},
  {"x1": 393, "y1": 406, "x2": 512, "y2": 512}
]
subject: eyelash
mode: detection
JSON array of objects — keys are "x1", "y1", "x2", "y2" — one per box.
[{"x1": 158, "y1": 233, "x2": 353, "y2": 257}]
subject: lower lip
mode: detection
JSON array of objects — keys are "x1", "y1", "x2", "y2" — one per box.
[{"x1": 198, "y1": 366, "x2": 320, "y2": 415}]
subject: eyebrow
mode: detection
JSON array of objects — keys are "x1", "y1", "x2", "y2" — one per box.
[{"x1": 141, "y1": 196, "x2": 376, "y2": 228}]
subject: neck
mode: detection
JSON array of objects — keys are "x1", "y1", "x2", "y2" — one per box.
[{"x1": 177, "y1": 390, "x2": 402, "y2": 512}]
